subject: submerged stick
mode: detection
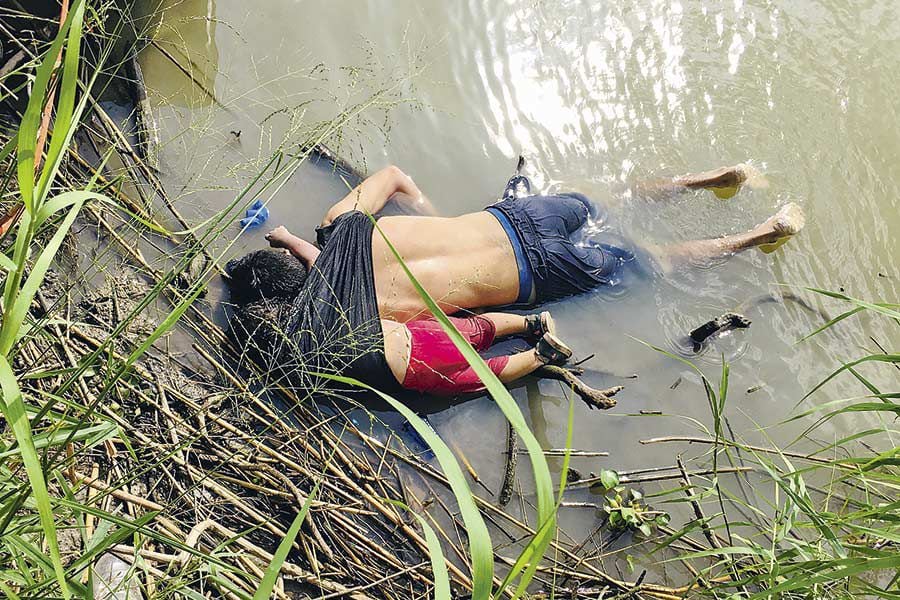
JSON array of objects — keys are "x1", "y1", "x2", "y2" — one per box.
[
  {"x1": 148, "y1": 39, "x2": 228, "y2": 110},
  {"x1": 534, "y1": 365, "x2": 623, "y2": 410},
  {"x1": 677, "y1": 455, "x2": 723, "y2": 551},
  {"x1": 498, "y1": 421, "x2": 518, "y2": 507},
  {"x1": 127, "y1": 52, "x2": 159, "y2": 170}
]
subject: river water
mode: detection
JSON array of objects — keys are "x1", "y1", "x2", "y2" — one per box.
[{"x1": 134, "y1": 0, "x2": 899, "y2": 575}]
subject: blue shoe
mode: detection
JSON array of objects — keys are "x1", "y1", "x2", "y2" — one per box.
[{"x1": 238, "y1": 199, "x2": 270, "y2": 229}]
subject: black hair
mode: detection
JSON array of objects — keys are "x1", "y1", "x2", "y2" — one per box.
[
  {"x1": 227, "y1": 296, "x2": 293, "y2": 366},
  {"x1": 224, "y1": 249, "x2": 308, "y2": 305}
]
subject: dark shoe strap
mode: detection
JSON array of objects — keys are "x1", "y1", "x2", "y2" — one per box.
[
  {"x1": 535, "y1": 337, "x2": 570, "y2": 366},
  {"x1": 524, "y1": 314, "x2": 544, "y2": 340}
]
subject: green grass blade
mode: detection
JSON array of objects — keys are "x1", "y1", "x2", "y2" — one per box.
[
  {"x1": 413, "y1": 513, "x2": 452, "y2": 600},
  {"x1": 14, "y1": 2, "x2": 77, "y2": 213},
  {"x1": 805, "y1": 287, "x2": 900, "y2": 320},
  {"x1": 367, "y1": 215, "x2": 556, "y2": 592},
  {"x1": 0, "y1": 356, "x2": 70, "y2": 598},
  {"x1": 2, "y1": 209, "x2": 32, "y2": 329},
  {"x1": 796, "y1": 306, "x2": 865, "y2": 343},
  {"x1": 803, "y1": 354, "x2": 900, "y2": 400},
  {"x1": 0, "y1": 252, "x2": 16, "y2": 272},
  {"x1": 320, "y1": 372, "x2": 494, "y2": 599},
  {"x1": 0, "y1": 132, "x2": 17, "y2": 164},
  {"x1": 0, "y1": 195, "x2": 91, "y2": 354},
  {"x1": 35, "y1": 0, "x2": 86, "y2": 204},
  {"x1": 385, "y1": 500, "x2": 451, "y2": 600},
  {"x1": 254, "y1": 484, "x2": 319, "y2": 600},
  {"x1": 749, "y1": 555, "x2": 900, "y2": 598},
  {"x1": 0, "y1": 581, "x2": 21, "y2": 600},
  {"x1": 494, "y1": 398, "x2": 575, "y2": 599}
]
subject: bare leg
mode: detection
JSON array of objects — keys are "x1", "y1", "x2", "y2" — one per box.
[
  {"x1": 480, "y1": 312, "x2": 527, "y2": 337},
  {"x1": 630, "y1": 164, "x2": 767, "y2": 201},
  {"x1": 647, "y1": 203, "x2": 806, "y2": 271},
  {"x1": 497, "y1": 350, "x2": 543, "y2": 383}
]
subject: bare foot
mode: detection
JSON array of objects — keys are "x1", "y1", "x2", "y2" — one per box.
[
  {"x1": 735, "y1": 163, "x2": 769, "y2": 190},
  {"x1": 674, "y1": 163, "x2": 769, "y2": 200},
  {"x1": 766, "y1": 202, "x2": 806, "y2": 237},
  {"x1": 757, "y1": 202, "x2": 805, "y2": 253},
  {"x1": 675, "y1": 165, "x2": 748, "y2": 189}
]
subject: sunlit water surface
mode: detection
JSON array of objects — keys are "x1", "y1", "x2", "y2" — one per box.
[{"x1": 134, "y1": 0, "x2": 899, "y2": 575}]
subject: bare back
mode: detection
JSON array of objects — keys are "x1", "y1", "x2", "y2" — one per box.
[{"x1": 371, "y1": 212, "x2": 520, "y2": 322}]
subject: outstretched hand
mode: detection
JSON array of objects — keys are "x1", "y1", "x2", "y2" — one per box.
[{"x1": 266, "y1": 225, "x2": 293, "y2": 249}]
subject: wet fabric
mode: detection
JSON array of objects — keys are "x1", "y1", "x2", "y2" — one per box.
[
  {"x1": 486, "y1": 207, "x2": 534, "y2": 304},
  {"x1": 487, "y1": 193, "x2": 637, "y2": 303},
  {"x1": 280, "y1": 210, "x2": 400, "y2": 395},
  {"x1": 402, "y1": 316, "x2": 510, "y2": 395}
]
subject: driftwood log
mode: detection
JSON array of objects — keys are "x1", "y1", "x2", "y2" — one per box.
[
  {"x1": 535, "y1": 365, "x2": 624, "y2": 410},
  {"x1": 687, "y1": 312, "x2": 751, "y2": 352}
]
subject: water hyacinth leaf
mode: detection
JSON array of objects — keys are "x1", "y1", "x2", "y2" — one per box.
[
  {"x1": 598, "y1": 469, "x2": 620, "y2": 491},
  {"x1": 0, "y1": 357, "x2": 70, "y2": 598}
]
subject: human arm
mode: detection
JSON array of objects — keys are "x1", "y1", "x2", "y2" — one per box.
[
  {"x1": 386, "y1": 191, "x2": 439, "y2": 217},
  {"x1": 266, "y1": 226, "x2": 321, "y2": 269},
  {"x1": 320, "y1": 165, "x2": 431, "y2": 226}
]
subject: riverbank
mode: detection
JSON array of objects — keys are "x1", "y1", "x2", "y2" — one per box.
[{"x1": 1, "y1": 2, "x2": 898, "y2": 599}]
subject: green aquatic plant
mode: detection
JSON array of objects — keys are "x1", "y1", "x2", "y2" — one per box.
[
  {"x1": 0, "y1": 3, "x2": 99, "y2": 596},
  {"x1": 5, "y1": 2, "x2": 897, "y2": 598},
  {"x1": 313, "y1": 213, "x2": 567, "y2": 600},
  {"x1": 643, "y1": 288, "x2": 899, "y2": 598},
  {"x1": 593, "y1": 470, "x2": 670, "y2": 537}
]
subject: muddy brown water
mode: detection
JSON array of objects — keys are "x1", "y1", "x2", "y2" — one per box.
[{"x1": 130, "y1": 0, "x2": 899, "y2": 575}]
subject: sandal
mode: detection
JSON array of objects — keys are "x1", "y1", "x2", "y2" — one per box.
[
  {"x1": 535, "y1": 333, "x2": 573, "y2": 366},
  {"x1": 524, "y1": 311, "x2": 555, "y2": 342}
]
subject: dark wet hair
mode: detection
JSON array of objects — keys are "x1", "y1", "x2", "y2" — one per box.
[
  {"x1": 224, "y1": 249, "x2": 308, "y2": 305},
  {"x1": 227, "y1": 297, "x2": 294, "y2": 365}
]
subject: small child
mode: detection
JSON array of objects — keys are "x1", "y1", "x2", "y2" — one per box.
[
  {"x1": 226, "y1": 243, "x2": 573, "y2": 397},
  {"x1": 383, "y1": 311, "x2": 572, "y2": 396}
]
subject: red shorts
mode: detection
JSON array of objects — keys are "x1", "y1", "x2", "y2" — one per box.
[{"x1": 401, "y1": 316, "x2": 510, "y2": 395}]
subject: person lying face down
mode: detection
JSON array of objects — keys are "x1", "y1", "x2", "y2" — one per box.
[
  {"x1": 224, "y1": 163, "x2": 805, "y2": 394},
  {"x1": 226, "y1": 247, "x2": 573, "y2": 396}
]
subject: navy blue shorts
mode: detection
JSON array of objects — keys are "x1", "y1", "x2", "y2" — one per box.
[{"x1": 487, "y1": 193, "x2": 644, "y2": 304}]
